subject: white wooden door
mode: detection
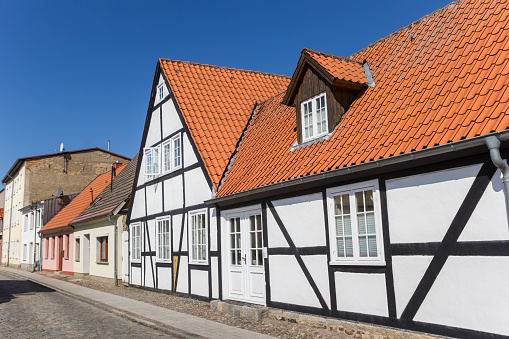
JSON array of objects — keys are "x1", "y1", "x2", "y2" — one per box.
[{"x1": 227, "y1": 210, "x2": 265, "y2": 305}]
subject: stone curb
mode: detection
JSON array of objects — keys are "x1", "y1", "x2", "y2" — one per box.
[{"x1": 1, "y1": 269, "x2": 204, "y2": 339}]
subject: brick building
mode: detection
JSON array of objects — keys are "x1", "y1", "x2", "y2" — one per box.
[{"x1": 2, "y1": 148, "x2": 130, "y2": 267}]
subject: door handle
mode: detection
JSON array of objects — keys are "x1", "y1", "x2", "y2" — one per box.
[{"x1": 242, "y1": 255, "x2": 246, "y2": 264}]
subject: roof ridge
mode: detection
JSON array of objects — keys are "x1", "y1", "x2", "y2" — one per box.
[
  {"x1": 303, "y1": 48, "x2": 363, "y2": 65},
  {"x1": 159, "y1": 58, "x2": 291, "y2": 79},
  {"x1": 257, "y1": 90, "x2": 287, "y2": 107},
  {"x1": 350, "y1": 0, "x2": 463, "y2": 59}
]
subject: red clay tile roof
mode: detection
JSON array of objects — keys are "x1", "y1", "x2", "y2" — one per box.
[
  {"x1": 159, "y1": 59, "x2": 290, "y2": 189},
  {"x1": 39, "y1": 165, "x2": 126, "y2": 233},
  {"x1": 305, "y1": 49, "x2": 368, "y2": 85},
  {"x1": 217, "y1": 0, "x2": 509, "y2": 197}
]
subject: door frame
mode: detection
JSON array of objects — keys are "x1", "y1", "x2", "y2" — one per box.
[
  {"x1": 83, "y1": 234, "x2": 90, "y2": 274},
  {"x1": 222, "y1": 205, "x2": 265, "y2": 305},
  {"x1": 57, "y1": 236, "x2": 63, "y2": 271}
]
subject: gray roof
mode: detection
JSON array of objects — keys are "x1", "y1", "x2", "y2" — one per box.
[{"x1": 71, "y1": 153, "x2": 138, "y2": 225}]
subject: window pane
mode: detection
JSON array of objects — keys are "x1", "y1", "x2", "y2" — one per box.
[
  {"x1": 367, "y1": 213, "x2": 376, "y2": 234},
  {"x1": 231, "y1": 250, "x2": 236, "y2": 265},
  {"x1": 337, "y1": 238, "x2": 345, "y2": 257},
  {"x1": 365, "y1": 190, "x2": 374, "y2": 212},
  {"x1": 359, "y1": 237, "x2": 367, "y2": 257},
  {"x1": 230, "y1": 219, "x2": 235, "y2": 233},
  {"x1": 256, "y1": 215, "x2": 261, "y2": 230},
  {"x1": 251, "y1": 232, "x2": 256, "y2": 248},
  {"x1": 335, "y1": 217, "x2": 343, "y2": 236},
  {"x1": 368, "y1": 236, "x2": 378, "y2": 257},
  {"x1": 345, "y1": 237, "x2": 353, "y2": 257},
  {"x1": 344, "y1": 216, "x2": 352, "y2": 236},
  {"x1": 358, "y1": 214, "x2": 366, "y2": 235},
  {"x1": 356, "y1": 191, "x2": 365, "y2": 212},
  {"x1": 250, "y1": 216, "x2": 255, "y2": 231},
  {"x1": 251, "y1": 250, "x2": 256, "y2": 265},
  {"x1": 257, "y1": 232, "x2": 262, "y2": 248}
]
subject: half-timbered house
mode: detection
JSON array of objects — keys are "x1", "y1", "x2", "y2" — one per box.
[{"x1": 128, "y1": 1, "x2": 509, "y2": 337}]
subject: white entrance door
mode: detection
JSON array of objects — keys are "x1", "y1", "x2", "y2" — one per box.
[
  {"x1": 83, "y1": 234, "x2": 90, "y2": 274},
  {"x1": 227, "y1": 210, "x2": 265, "y2": 305}
]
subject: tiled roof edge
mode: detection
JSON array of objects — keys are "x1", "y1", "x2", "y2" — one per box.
[
  {"x1": 303, "y1": 48, "x2": 363, "y2": 65},
  {"x1": 159, "y1": 58, "x2": 291, "y2": 80},
  {"x1": 350, "y1": 0, "x2": 463, "y2": 59}
]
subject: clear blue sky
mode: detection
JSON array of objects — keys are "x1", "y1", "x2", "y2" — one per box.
[{"x1": 0, "y1": 0, "x2": 452, "y2": 181}]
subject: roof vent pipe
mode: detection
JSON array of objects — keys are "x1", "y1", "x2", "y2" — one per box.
[{"x1": 485, "y1": 136, "x2": 509, "y2": 228}]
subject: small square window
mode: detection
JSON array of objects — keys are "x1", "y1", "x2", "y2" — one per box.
[
  {"x1": 158, "y1": 84, "x2": 164, "y2": 100},
  {"x1": 301, "y1": 92, "x2": 328, "y2": 142},
  {"x1": 97, "y1": 236, "x2": 108, "y2": 263},
  {"x1": 327, "y1": 180, "x2": 385, "y2": 265}
]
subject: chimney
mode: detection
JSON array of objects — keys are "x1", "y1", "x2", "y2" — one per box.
[{"x1": 90, "y1": 188, "x2": 94, "y2": 204}]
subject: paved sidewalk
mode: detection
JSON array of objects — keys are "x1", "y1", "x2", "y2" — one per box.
[{"x1": 0, "y1": 267, "x2": 274, "y2": 339}]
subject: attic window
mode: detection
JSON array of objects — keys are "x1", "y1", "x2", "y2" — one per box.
[
  {"x1": 157, "y1": 84, "x2": 164, "y2": 100},
  {"x1": 302, "y1": 93, "x2": 328, "y2": 142}
]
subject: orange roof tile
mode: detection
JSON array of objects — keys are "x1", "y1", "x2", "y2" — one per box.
[
  {"x1": 159, "y1": 59, "x2": 290, "y2": 189},
  {"x1": 39, "y1": 165, "x2": 126, "y2": 233},
  {"x1": 303, "y1": 49, "x2": 368, "y2": 85},
  {"x1": 217, "y1": 0, "x2": 509, "y2": 197}
]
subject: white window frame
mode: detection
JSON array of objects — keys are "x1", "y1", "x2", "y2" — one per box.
[
  {"x1": 157, "y1": 83, "x2": 164, "y2": 101},
  {"x1": 143, "y1": 146, "x2": 161, "y2": 176},
  {"x1": 189, "y1": 209, "x2": 208, "y2": 264},
  {"x1": 301, "y1": 92, "x2": 328, "y2": 142},
  {"x1": 156, "y1": 217, "x2": 171, "y2": 262},
  {"x1": 131, "y1": 223, "x2": 142, "y2": 262},
  {"x1": 162, "y1": 133, "x2": 182, "y2": 174},
  {"x1": 75, "y1": 237, "x2": 80, "y2": 262},
  {"x1": 327, "y1": 179, "x2": 385, "y2": 266}
]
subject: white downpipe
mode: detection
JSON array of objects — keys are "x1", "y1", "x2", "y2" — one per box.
[{"x1": 485, "y1": 136, "x2": 509, "y2": 227}]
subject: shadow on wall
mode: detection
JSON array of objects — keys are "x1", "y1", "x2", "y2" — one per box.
[{"x1": 0, "y1": 279, "x2": 55, "y2": 304}]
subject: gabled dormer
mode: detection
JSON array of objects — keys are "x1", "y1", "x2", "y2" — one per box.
[{"x1": 283, "y1": 49, "x2": 374, "y2": 144}]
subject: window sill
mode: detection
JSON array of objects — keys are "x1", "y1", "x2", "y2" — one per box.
[
  {"x1": 291, "y1": 132, "x2": 332, "y2": 151},
  {"x1": 96, "y1": 261, "x2": 109, "y2": 265},
  {"x1": 329, "y1": 260, "x2": 386, "y2": 267},
  {"x1": 156, "y1": 259, "x2": 172, "y2": 263},
  {"x1": 188, "y1": 260, "x2": 208, "y2": 265}
]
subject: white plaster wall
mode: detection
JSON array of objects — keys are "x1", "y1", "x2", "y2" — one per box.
[
  {"x1": 211, "y1": 256, "x2": 219, "y2": 299},
  {"x1": 158, "y1": 267, "x2": 172, "y2": 291},
  {"x1": 131, "y1": 266, "x2": 142, "y2": 285},
  {"x1": 164, "y1": 176, "x2": 183, "y2": 211},
  {"x1": 143, "y1": 256, "x2": 155, "y2": 288},
  {"x1": 386, "y1": 164, "x2": 481, "y2": 244},
  {"x1": 122, "y1": 231, "x2": 129, "y2": 283},
  {"x1": 161, "y1": 99, "x2": 183, "y2": 139},
  {"x1": 270, "y1": 255, "x2": 322, "y2": 308},
  {"x1": 146, "y1": 219, "x2": 157, "y2": 257},
  {"x1": 266, "y1": 209, "x2": 288, "y2": 248},
  {"x1": 302, "y1": 255, "x2": 330, "y2": 309},
  {"x1": 191, "y1": 270, "x2": 209, "y2": 297},
  {"x1": 415, "y1": 256, "x2": 509, "y2": 336},
  {"x1": 184, "y1": 168, "x2": 211, "y2": 206},
  {"x1": 270, "y1": 194, "x2": 326, "y2": 248},
  {"x1": 459, "y1": 169, "x2": 509, "y2": 241},
  {"x1": 130, "y1": 188, "x2": 146, "y2": 219},
  {"x1": 183, "y1": 133, "x2": 198, "y2": 167},
  {"x1": 176, "y1": 257, "x2": 189, "y2": 294},
  {"x1": 335, "y1": 272, "x2": 388, "y2": 316},
  {"x1": 145, "y1": 109, "x2": 161, "y2": 147},
  {"x1": 146, "y1": 183, "x2": 163, "y2": 216},
  {"x1": 392, "y1": 256, "x2": 433, "y2": 318}
]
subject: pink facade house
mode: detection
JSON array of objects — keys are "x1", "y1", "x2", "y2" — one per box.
[{"x1": 40, "y1": 167, "x2": 123, "y2": 274}]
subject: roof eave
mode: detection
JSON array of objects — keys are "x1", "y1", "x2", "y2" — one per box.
[{"x1": 210, "y1": 130, "x2": 509, "y2": 206}]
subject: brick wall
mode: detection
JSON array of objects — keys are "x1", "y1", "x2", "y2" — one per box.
[{"x1": 24, "y1": 150, "x2": 129, "y2": 205}]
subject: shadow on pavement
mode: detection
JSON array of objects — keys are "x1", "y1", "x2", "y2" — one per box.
[{"x1": 0, "y1": 279, "x2": 55, "y2": 304}]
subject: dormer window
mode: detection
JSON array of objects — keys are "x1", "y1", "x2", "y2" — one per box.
[{"x1": 302, "y1": 93, "x2": 328, "y2": 141}]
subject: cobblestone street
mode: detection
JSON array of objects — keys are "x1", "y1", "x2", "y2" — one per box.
[{"x1": 0, "y1": 271, "x2": 175, "y2": 338}]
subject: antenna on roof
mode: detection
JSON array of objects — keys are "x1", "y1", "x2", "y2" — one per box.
[
  {"x1": 108, "y1": 140, "x2": 110, "y2": 152},
  {"x1": 59, "y1": 143, "x2": 65, "y2": 152}
]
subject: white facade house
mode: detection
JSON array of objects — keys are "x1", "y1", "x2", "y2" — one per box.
[
  {"x1": 19, "y1": 202, "x2": 43, "y2": 270},
  {"x1": 128, "y1": 1, "x2": 509, "y2": 338}
]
